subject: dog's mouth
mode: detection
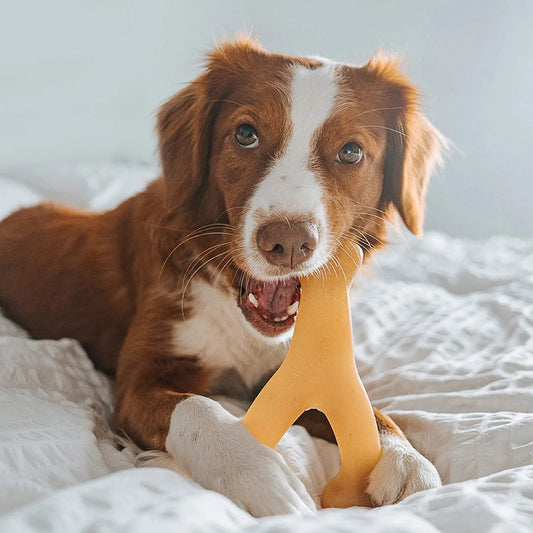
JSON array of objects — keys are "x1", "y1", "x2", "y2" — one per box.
[{"x1": 235, "y1": 271, "x2": 301, "y2": 337}]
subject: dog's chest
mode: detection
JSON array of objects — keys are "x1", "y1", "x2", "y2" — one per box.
[{"x1": 172, "y1": 278, "x2": 289, "y2": 399}]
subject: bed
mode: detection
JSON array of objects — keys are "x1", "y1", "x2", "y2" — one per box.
[{"x1": 0, "y1": 163, "x2": 532, "y2": 532}]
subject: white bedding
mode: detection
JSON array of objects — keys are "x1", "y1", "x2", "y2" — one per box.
[{"x1": 0, "y1": 164, "x2": 532, "y2": 532}]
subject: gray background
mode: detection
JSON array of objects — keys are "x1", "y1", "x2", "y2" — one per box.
[{"x1": 1, "y1": 0, "x2": 532, "y2": 238}]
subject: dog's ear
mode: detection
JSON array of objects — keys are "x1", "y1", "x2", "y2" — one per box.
[
  {"x1": 368, "y1": 54, "x2": 446, "y2": 236},
  {"x1": 157, "y1": 77, "x2": 216, "y2": 210},
  {"x1": 157, "y1": 37, "x2": 266, "y2": 211}
]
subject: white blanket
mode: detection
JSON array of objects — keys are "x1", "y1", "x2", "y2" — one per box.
[{"x1": 0, "y1": 164, "x2": 532, "y2": 532}]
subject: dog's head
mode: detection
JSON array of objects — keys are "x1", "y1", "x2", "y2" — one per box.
[{"x1": 158, "y1": 38, "x2": 445, "y2": 338}]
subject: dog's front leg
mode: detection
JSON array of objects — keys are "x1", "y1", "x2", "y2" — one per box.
[
  {"x1": 167, "y1": 396, "x2": 315, "y2": 516},
  {"x1": 366, "y1": 408, "x2": 441, "y2": 505},
  {"x1": 296, "y1": 408, "x2": 441, "y2": 505},
  {"x1": 114, "y1": 303, "x2": 315, "y2": 517}
]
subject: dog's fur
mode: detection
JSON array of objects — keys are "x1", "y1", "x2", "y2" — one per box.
[{"x1": 0, "y1": 39, "x2": 445, "y2": 516}]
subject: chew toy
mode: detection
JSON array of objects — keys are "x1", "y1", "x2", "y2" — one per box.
[{"x1": 242, "y1": 241, "x2": 381, "y2": 508}]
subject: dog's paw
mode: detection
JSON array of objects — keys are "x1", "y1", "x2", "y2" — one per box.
[
  {"x1": 366, "y1": 434, "x2": 441, "y2": 506},
  {"x1": 165, "y1": 396, "x2": 315, "y2": 517},
  {"x1": 217, "y1": 432, "x2": 316, "y2": 517}
]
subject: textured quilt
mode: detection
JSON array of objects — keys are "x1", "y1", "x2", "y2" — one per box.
[{"x1": 0, "y1": 164, "x2": 531, "y2": 532}]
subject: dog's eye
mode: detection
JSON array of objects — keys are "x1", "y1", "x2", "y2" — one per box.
[
  {"x1": 336, "y1": 142, "x2": 363, "y2": 164},
  {"x1": 235, "y1": 124, "x2": 259, "y2": 148}
]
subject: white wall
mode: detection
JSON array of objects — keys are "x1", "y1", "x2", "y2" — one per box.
[{"x1": 1, "y1": 0, "x2": 532, "y2": 238}]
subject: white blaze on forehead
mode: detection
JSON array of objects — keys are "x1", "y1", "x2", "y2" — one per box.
[
  {"x1": 288, "y1": 63, "x2": 339, "y2": 171},
  {"x1": 255, "y1": 62, "x2": 339, "y2": 213},
  {"x1": 243, "y1": 62, "x2": 339, "y2": 277}
]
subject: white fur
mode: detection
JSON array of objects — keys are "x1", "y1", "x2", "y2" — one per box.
[
  {"x1": 367, "y1": 434, "x2": 442, "y2": 505},
  {"x1": 243, "y1": 63, "x2": 339, "y2": 280},
  {"x1": 173, "y1": 275, "x2": 289, "y2": 389},
  {"x1": 165, "y1": 395, "x2": 315, "y2": 517}
]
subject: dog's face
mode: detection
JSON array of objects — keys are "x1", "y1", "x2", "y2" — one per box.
[{"x1": 158, "y1": 39, "x2": 444, "y2": 339}]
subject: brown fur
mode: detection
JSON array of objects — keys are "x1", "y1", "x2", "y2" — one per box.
[{"x1": 0, "y1": 38, "x2": 442, "y2": 450}]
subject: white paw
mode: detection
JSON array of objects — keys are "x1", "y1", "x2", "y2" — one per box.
[
  {"x1": 366, "y1": 434, "x2": 441, "y2": 506},
  {"x1": 165, "y1": 396, "x2": 316, "y2": 517}
]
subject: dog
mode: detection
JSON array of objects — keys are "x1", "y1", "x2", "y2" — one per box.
[{"x1": 0, "y1": 38, "x2": 445, "y2": 516}]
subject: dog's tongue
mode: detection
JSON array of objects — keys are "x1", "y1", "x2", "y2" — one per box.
[
  {"x1": 258, "y1": 280, "x2": 298, "y2": 313},
  {"x1": 249, "y1": 278, "x2": 300, "y2": 317}
]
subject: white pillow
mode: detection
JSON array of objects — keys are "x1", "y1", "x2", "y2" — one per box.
[
  {"x1": 0, "y1": 176, "x2": 42, "y2": 220},
  {"x1": 2, "y1": 162, "x2": 158, "y2": 213}
]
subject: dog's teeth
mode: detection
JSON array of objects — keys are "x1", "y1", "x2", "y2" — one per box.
[
  {"x1": 287, "y1": 301, "x2": 299, "y2": 315},
  {"x1": 262, "y1": 314, "x2": 270, "y2": 320},
  {"x1": 248, "y1": 293, "x2": 259, "y2": 308},
  {"x1": 273, "y1": 316, "x2": 289, "y2": 322}
]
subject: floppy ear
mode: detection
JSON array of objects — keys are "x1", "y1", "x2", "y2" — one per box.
[
  {"x1": 157, "y1": 78, "x2": 216, "y2": 209},
  {"x1": 157, "y1": 37, "x2": 267, "y2": 211},
  {"x1": 370, "y1": 55, "x2": 446, "y2": 236},
  {"x1": 385, "y1": 107, "x2": 444, "y2": 236}
]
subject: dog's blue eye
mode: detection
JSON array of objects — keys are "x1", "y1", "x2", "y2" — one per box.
[
  {"x1": 235, "y1": 124, "x2": 259, "y2": 148},
  {"x1": 337, "y1": 142, "x2": 363, "y2": 164}
]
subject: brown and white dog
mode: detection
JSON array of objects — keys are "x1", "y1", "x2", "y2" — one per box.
[{"x1": 0, "y1": 39, "x2": 445, "y2": 516}]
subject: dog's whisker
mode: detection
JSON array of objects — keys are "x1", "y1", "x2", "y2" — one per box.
[
  {"x1": 177, "y1": 243, "x2": 227, "y2": 277},
  {"x1": 159, "y1": 222, "x2": 236, "y2": 284},
  {"x1": 176, "y1": 230, "x2": 234, "y2": 246},
  {"x1": 180, "y1": 249, "x2": 233, "y2": 317},
  {"x1": 213, "y1": 254, "x2": 236, "y2": 288},
  {"x1": 364, "y1": 124, "x2": 408, "y2": 138},
  {"x1": 176, "y1": 224, "x2": 235, "y2": 244},
  {"x1": 181, "y1": 241, "x2": 232, "y2": 282},
  {"x1": 335, "y1": 239, "x2": 360, "y2": 275},
  {"x1": 345, "y1": 227, "x2": 375, "y2": 251},
  {"x1": 352, "y1": 208, "x2": 409, "y2": 245},
  {"x1": 352, "y1": 105, "x2": 407, "y2": 120},
  {"x1": 206, "y1": 98, "x2": 247, "y2": 108},
  {"x1": 344, "y1": 230, "x2": 385, "y2": 280},
  {"x1": 215, "y1": 205, "x2": 248, "y2": 223},
  {"x1": 182, "y1": 242, "x2": 231, "y2": 282},
  {"x1": 348, "y1": 223, "x2": 388, "y2": 249}
]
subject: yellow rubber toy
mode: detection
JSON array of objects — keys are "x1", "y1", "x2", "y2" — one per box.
[{"x1": 242, "y1": 241, "x2": 381, "y2": 508}]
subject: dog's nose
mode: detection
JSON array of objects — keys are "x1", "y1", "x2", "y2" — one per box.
[{"x1": 256, "y1": 221, "x2": 319, "y2": 268}]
